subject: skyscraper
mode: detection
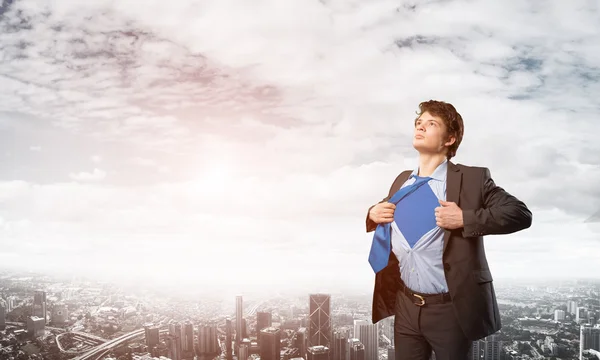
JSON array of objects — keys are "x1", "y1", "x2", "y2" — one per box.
[
  {"x1": 260, "y1": 327, "x2": 281, "y2": 360},
  {"x1": 295, "y1": 327, "x2": 308, "y2": 359},
  {"x1": 348, "y1": 339, "x2": 365, "y2": 360},
  {"x1": 225, "y1": 318, "x2": 233, "y2": 360},
  {"x1": 580, "y1": 324, "x2": 600, "y2": 358},
  {"x1": 32, "y1": 290, "x2": 47, "y2": 323},
  {"x1": 353, "y1": 320, "x2": 378, "y2": 360},
  {"x1": 0, "y1": 300, "x2": 6, "y2": 330},
  {"x1": 199, "y1": 324, "x2": 219, "y2": 355},
  {"x1": 309, "y1": 294, "x2": 331, "y2": 348},
  {"x1": 257, "y1": 311, "x2": 272, "y2": 339},
  {"x1": 236, "y1": 295, "x2": 243, "y2": 348},
  {"x1": 470, "y1": 335, "x2": 502, "y2": 360},
  {"x1": 332, "y1": 329, "x2": 348, "y2": 360},
  {"x1": 183, "y1": 321, "x2": 194, "y2": 356},
  {"x1": 168, "y1": 322, "x2": 184, "y2": 360},
  {"x1": 144, "y1": 324, "x2": 160, "y2": 350}
]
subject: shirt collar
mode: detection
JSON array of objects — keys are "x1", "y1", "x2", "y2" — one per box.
[{"x1": 410, "y1": 158, "x2": 448, "y2": 181}]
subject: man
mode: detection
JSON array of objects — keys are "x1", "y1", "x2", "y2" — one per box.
[{"x1": 365, "y1": 100, "x2": 532, "y2": 360}]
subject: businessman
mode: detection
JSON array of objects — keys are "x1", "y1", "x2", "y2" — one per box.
[{"x1": 365, "y1": 100, "x2": 532, "y2": 360}]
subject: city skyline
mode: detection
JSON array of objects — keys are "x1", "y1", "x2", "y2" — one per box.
[{"x1": 1, "y1": 0, "x2": 600, "y2": 293}]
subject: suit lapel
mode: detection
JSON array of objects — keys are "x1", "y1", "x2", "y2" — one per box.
[{"x1": 443, "y1": 161, "x2": 462, "y2": 255}]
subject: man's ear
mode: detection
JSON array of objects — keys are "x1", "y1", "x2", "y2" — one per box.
[{"x1": 444, "y1": 135, "x2": 456, "y2": 147}]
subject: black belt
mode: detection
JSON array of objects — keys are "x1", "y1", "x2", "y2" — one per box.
[{"x1": 398, "y1": 280, "x2": 452, "y2": 306}]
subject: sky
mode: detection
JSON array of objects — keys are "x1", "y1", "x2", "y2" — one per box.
[{"x1": 1, "y1": 0, "x2": 599, "y2": 295}]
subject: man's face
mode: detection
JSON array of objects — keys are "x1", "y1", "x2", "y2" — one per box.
[{"x1": 412, "y1": 111, "x2": 454, "y2": 155}]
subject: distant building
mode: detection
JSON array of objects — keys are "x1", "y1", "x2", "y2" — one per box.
[
  {"x1": 0, "y1": 300, "x2": 6, "y2": 330},
  {"x1": 27, "y1": 316, "x2": 45, "y2": 338},
  {"x1": 580, "y1": 324, "x2": 600, "y2": 358},
  {"x1": 259, "y1": 327, "x2": 281, "y2": 360},
  {"x1": 198, "y1": 324, "x2": 219, "y2": 355},
  {"x1": 554, "y1": 309, "x2": 565, "y2": 322},
  {"x1": 32, "y1": 290, "x2": 47, "y2": 323},
  {"x1": 52, "y1": 304, "x2": 69, "y2": 325},
  {"x1": 307, "y1": 345, "x2": 330, "y2": 360},
  {"x1": 308, "y1": 294, "x2": 331, "y2": 348},
  {"x1": 353, "y1": 320, "x2": 378, "y2": 360}
]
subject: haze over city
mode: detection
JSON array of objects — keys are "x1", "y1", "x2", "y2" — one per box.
[{"x1": 1, "y1": 0, "x2": 599, "y2": 295}]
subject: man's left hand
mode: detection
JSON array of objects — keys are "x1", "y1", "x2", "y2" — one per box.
[{"x1": 435, "y1": 200, "x2": 464, "y2": 230}]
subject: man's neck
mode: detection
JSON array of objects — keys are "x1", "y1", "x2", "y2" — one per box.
[{"x1": 417, "y1": 153, "x2": 447, "y2": 177}]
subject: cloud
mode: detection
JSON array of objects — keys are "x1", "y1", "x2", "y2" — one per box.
[
  {"x1": 0, "y1": 0, "x2": 599, "y2": 289},
  {"x1": 68, "y1": 168, "x2": 107, "y2": 182}
]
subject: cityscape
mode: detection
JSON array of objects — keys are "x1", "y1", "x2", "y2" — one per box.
[
  {"x1": 1, "y1": 271, "x2": 599, "y2": 360},
  {"x1": 2, "y1": 1, "x2": 600, "y2": 360}
]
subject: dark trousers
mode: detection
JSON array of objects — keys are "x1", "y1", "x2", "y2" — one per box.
[{"x1": 394, "y1": 288, "x2": 471, "y2": 360}]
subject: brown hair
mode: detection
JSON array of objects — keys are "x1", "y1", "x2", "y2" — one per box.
[{"x1": 414, "y1": 100, "x2": 464, "y2": 159}]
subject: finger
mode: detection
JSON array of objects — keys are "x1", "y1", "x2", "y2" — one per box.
[{"x1": 381, "y1": 203, "x2": 396, "y2": 209}]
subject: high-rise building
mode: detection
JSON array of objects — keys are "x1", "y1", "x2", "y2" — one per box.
[
  {"x1": 199, "y1": 324, "x2": 219, "y2": 355},
  {"x1": 348, "y1": 339, "x2": 365, "y2": 360},
  {"x1": 309, "y1": 294, "x2": 331, "y2": 348},
  {"x1": 226, "y1": 318, "x2": 233, "y2": 360},
  {"x1": 168, "y1": 322, "x2": 184, "y2": 360},
  {"x1": 183, "y1": 322, "x2": 194, "y2": 353},
  {"x1": 576, "y1": 307, "x2": 587, "y2": 323},
  {"x1": 470, "y1": 335, "x2": 502, "y2": 360},
  {"x1": 0, "y1": 300, "x2": 6, "y2": 330},
  {"x1": 353, "y1": 320, "x2": 378, "y2": 360},
  {"x1": 307, "y1": 345, "x2": 330, "y2": 360},
  {"x1": 51, "y1": 304, "x2": 68, "y2": 325},
  {"x1": 27, "y1": 316, "x2": 45, "y2": 338},
  {"x1": 568, "y1": 300, "x2": 578, "y2": 314},
  {"x1": 257, "y1": 311, "x2": 272, "y2": 339},
  {"x1": 144, "y1": 324, "x2": 160, "y2": 350},
  {"x1": 295, "y1": 327, "x2": 308, "y2": 359},
  {"x1": 236, "y1": 295, "x2": 244, "y2": 348},
  {"x1": 554, "y1": 309, "x2": 566, "y2": 322},
  {"x1": 580, "y1": 324, "x2": 600, "y2": 359},
  {"x1": 333, "y1": 329, "x2": 349, "y2": 360},
  {"x1": 32, "y1": 290, "x2": 47, "y2": 323},
  {"x1": 260, "y1": 327, "x2": 281, "y2": 360},
  {"x1": 6, "y1": 296, "x2": 17, "y2": 312}
]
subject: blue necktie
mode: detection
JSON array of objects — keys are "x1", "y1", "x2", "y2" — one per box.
[{"x1": 368, "y1": 175, "x2": 432, "y2": 273}]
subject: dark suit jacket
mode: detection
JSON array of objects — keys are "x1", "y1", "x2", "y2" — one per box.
[{"x1": 366, "y1": 161, "x2": 532, "y2": 341}]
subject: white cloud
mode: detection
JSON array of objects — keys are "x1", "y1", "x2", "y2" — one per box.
[
  {"x1": 68, "y1": 168, "x2": 107, "y2": 182},
  {"x1": 0, "y1": 0, "x2": 599, "y2": 290}
]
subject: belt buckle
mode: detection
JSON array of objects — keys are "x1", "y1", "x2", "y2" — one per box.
[{"x1": 413, "y1": 293, "x2": 425, "y2": 306}]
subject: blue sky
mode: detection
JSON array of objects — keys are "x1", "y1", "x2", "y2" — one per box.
[{"x1": 0, "y1": 0, "x2": 599, "y2": 293}]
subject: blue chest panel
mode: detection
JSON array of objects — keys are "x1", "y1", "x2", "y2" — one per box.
[{"x1": 393, "y1": 183, "x2": 439, "y2": 248}]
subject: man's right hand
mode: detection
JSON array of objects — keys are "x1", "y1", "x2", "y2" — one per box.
[{"x1": 368, "y1": 202, "x2": 396, "y2": 224}]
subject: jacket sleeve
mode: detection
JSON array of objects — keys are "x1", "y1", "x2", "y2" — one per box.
[{"x1": 461, "y1": 167, "x2": 532, "y2": 237}]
